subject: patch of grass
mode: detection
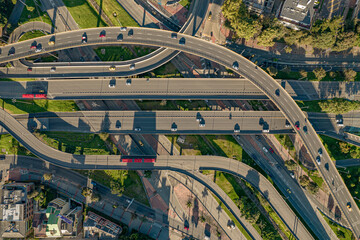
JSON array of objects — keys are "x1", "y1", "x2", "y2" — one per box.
[
  {"x1": 248, "y1": 100, "x2": 267, "y2": 111},
  {"x1": 297, "y1": 99, "x2": 360, "y2": 114},
  {"x1": 34, "y1": 132, "x2": 111, "y2": 155},
  {"x1": 0, "y1": 134, "x2": 30, "y2": 155},
  {"x1": 63, "y1": 0, "x2": 107, "y2": 28},
  {"x1": 339, "y1": 166, "x2": 360, "y2": 208},
  {"x1": 85, "y1": 170, "x2": 149, "y2": 206},
  {"x1": 94, "y1": 46, "x2": 133, "y2": 61},
  {"x1": 141, "y1": 62, "x2": 182, "y2": 78},
  {"x1": 320, "y1": 135, "x2": 360, "y2": 161},
  {"x1": 274, "y1": 71, "x2": 302, "y2": 80},
  {"x1": 248, "y1": 183, "x2": 296, "y2": 240},
  {"x1": 19, "y1": 30, "x2": 45, "y2": 42},
  {"x1": 168, "y1": 135, "x2": 213, "y2": 155},
  {"x1": 0, "y1": 99, "x2": 79, "y2": 114},
  {"x1": 175, "y1": 100, "x2": 210, "y2": 111},
  {"x1": 274, "y1": 134, "x2": 295, "y2": 152},
  {"x1": 298, "y1": 161, "x2": 324, "y2": 188},
  {"x1": 215, "y1": 172, "x2": 281, "y2": 240},
  {"x1": 179, "y1": 0, "x2": 191, "y2": 8},
  {"x1": 18, "y1": 0, "x2": 52, "y2": 26},
  {"x1": 93, "y1": 0, "x2": 138, "y2": 26},
  {"x1": 320, "y1": 212, "x2": 353, "y2": 239},
  {"x1": 212, "y1": 193, "x2": 252, "y2": 240},
  {"x1": 135, "y1": 100, "x2": 178, "y2": 110}
]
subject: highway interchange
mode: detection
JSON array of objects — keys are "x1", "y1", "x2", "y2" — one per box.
[{"x1": 1, "y1": 19, "x2": 360, "y2": 240}]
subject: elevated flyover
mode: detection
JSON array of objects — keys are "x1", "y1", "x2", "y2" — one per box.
[
  {"x1": 5, "y1": 111, "x2": 352, "y2": 135},
  {"x1": 0, "y1": 107, "x2": 313, "y2": 240},
  {"x1": 0, "y1": 27, "x2": 358, "y2": 237},
  {"x1": 2, "y1": 78, "x2": 360, "y2": 101}
]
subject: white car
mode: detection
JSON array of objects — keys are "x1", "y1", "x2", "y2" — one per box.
[
  {"x1": 129, "y1": 64, "x2": 135, "y2": 70},
  {"x1": 316, "y1": 156, "x2": 321, "y2": 165},
  {"x1": 108, "y1": 83, "x2": 115, "y2": 88},
  {"x1": 199, "y1": 123, "x2": 205, "y2": 127},
  {"x1": 234, "y1": 129, "x2": 240, "y2": 133},
  {"x1": 134, "y1": 127, "x2": 142, "y2": 132},
  {"x1": 262, "y1": 147, "x2": 268, "y2": 153},
  {"x1": 126, "y1": 79, "x2": 131, "y2": 86},
  {"x1": 171, "y1": 127, "x2": 177, "y2": 132}
]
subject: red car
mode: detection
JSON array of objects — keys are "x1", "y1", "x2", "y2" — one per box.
[
  {"x1": 269, "y1": 148, "x2": 274, "y2": 153},
  {"x1": 30, "y1": 45, "x2": 36, "y2": 49},
  {"x1": 184, "y1": 226, "x2": 189, "y2": 231},
  {"x1": 99, "y1": 33, "x2": 106, "y2": 38},
  {"x1": 295, "y1": 124, "x2": 300, "y2": 130},
  {"x1": 27, "y1": 67, "x2": 32, "y2": 72}
]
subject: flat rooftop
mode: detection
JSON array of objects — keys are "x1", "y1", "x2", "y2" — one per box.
[{"x1": 279, "y1": 0, "x2": 315, "y2": 28}]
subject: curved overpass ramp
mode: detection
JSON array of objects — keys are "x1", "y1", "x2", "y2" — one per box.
[
  {"x1": 0, "y1": 26, "x2": 355, "y2": 236},
  {"x1": 0, "y1": 107, "x2": 313, "y2": 240}
]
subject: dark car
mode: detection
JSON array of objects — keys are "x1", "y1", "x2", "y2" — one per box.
[
  {"x1": 117, "y1": 33, "x2": 123, "y2": 41},
  {"x1": 128, "y1": 29, "x2": 134, "y2": 37},
  {"x1": 184, "y1": 220, "x2": 189, "y2": 231},
  {"x1": 179, "y1": 37, "x2": 186, "y2": 45},
  {"x1": 269, "y1": 148, "x2": 274, "y2": 153},
  {"x1": 0, "y1": 155, "x2": 5, "y2": 160},
  {"x1": 303, "y1": 125, "x2": 308, "y2": 134},
  {"x1": 171, "y1": 33, "x2": 177, "y2": 39}
]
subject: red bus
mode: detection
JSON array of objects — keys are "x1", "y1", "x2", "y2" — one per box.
[
  {"x1": 35, "y1": 94, "x2": 47, "y2": 99},
  {"x1": 122, "y1": 158, "x2": 132, "y2": 163},
  {"x1": 134, "y1": 158, "x2": 142, "y2": 163},
  {"x1": 144, "y1": 158, "x2": 156, "y2": 163},
  {"x1": 22, "y1": 94, "x2": 34, "y2": 98}
]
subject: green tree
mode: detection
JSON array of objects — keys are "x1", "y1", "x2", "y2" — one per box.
[
  {"x1": 0, "y1": 0, "x2": 14, "y2": 27},
  {"x1": 284, "y1": 30, "x2": 308, "y2": 46},
  {"x1": 313, "y1": 68, "x2": 326, "y2": 80},
  {"x1": 284, "y1": 46, "x2": 292, "y2": 53},
  {"x1": 308, "y1": 182, "x2": 319, "y2": 194},
  {"x1": 339, "y1": 142, "x2": 351, "y2": 154},
  {"x1": 186, "y1": 199, "x2": 193, "y2": 208},
  {"x1": 266, "y1": 66, "x2": 278, "y2": 77},
  {"x1": 334, "y1": 32, "x2": 356, "y2": 52},
  {"x1": 222, "y1": 0, "x2": 262, "y2": 40},
  {"x1": 285, "y1": 160, "x2": 297, "y2": 171},
  {"x1": 257, "y1": 21, "x2": 285, "y2": 47},
  {"x1": 299, "y1": 175, "x2": 310, "y2": 187},
  {"x1": 91, "y1": 193, "x2": 101, "y2": 202},
  {"x1": 343, "y1": 69, "x2": 357, "y2": 81},
  {"x1": 81, "y1": 187, "x2": 92, "y2": 197},
  {"x1": 299, "y1": 70, "x2": 307, "y2": 78},
  {"x1": 110, "y1": 180, "x2": 124, "y2": 197},
  {"x1": 43, "y1": 173, "x2": 52, "y2": 181}
]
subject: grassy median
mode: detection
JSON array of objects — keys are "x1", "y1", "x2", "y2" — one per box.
[
  {"x1": 18, "y1": 0, "x2": 52, "y2": 26},
  {"x1": 63, "y1": 0, "x2": 107, "y2": 28},
  {"x1": 93, "y1": 0, "x2": 138, "y2": 26},
  {"x1": 0, "y1": 99, "x2": 79, "y2": 114},
  {"x1": 19, "y1": 30, "x2": 46, "y2": 42}
]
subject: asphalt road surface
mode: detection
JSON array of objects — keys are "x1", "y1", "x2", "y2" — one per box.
[
  {"x1": 0, "y1": 107, "x2": 313, "y2": 239},
  {"x1": 3, "y1": 78, "x2": 360, "y2": 101},
  {"x1": 1, "y1": 110, "x2": 351, "y2": 136},
  {"x1": 1, "y1": 27, "x2": 359, "y2": 236}
]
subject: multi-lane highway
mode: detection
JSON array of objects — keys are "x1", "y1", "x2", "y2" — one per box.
[
  {"x1": 1, "y1": 110, "x2": 351, "y2": 135},
  {"x1": 0, "y1": 107, "x2": 312, "y2": 239},
  {"x1": 3, "y1": 78, "x2": 360, "y2": 101},
  {"x1": 1, "y1": 27, "x2": 359, "y2": 236}
]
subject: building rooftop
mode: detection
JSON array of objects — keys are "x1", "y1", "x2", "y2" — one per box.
[
  {"x1": 279, "y1": 0, "x2": 315, "y2": 28},
  {"x1": 84, "y1": 212, "x2": 122, "y2": 238}
]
